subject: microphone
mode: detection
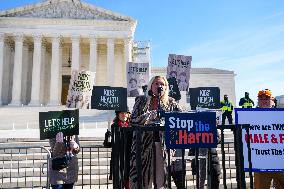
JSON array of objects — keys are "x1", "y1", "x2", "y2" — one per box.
[
  {"x1": 148, "y1": 90, "x2": 154, "y2": 97},
  {"x1": 148, "y1": 87, "x2": 163, "y2": 97},
  {"x1": 158, "y1": 86, "x2": 163, "y2": 95},
  {"x1": 142, "y1": 85, "x2": 148, "y2": 93}
]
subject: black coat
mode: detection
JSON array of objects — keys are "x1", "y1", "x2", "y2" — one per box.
[
  {"x1": 189, "y1": 132, "x2": 221, "y2": 189},
  {"x1": 110, "y1": 122, "x2": 133, "y2": 181}
]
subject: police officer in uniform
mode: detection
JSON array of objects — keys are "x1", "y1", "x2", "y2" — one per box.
[
  {"x1": 220, "y1": 94, "x2": 233, "y2": 125},
  {"x1": 239, "y1": 92, "x2": 254, "y2": 108}
]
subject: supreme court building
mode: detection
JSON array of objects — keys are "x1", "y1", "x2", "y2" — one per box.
[
  {"x1": 0, "y1": 0, "x2": 136, "y2": 106},
  {"x1": 0, "y1": 0, "x2": 237, "y2": 107}
]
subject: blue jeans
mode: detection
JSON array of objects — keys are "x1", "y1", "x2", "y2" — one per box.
[{"x1": 51, "y1": 183, "x2": 74, "y2": 189}]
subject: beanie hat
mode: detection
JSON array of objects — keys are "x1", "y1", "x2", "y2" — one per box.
[
  {"x1": 115, "y1": 106, "x2": 130, "y2": 116},
  {"x1": 258, "y1": 89, "x2": 272, "y2": 98}
]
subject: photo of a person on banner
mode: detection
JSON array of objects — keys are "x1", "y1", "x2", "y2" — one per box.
[
  {"x1": 128, "y1": 78, "x2": 140, "y2": 97},
  {"x1": 129, "y1": 75, "x2": 183, "y2": 189},
  {"x1": 177, "y1": 72, "x2": 188, "y2": 91},
  {"x1": 169, "y1": 70, "x2": 177, "y2": 79}
]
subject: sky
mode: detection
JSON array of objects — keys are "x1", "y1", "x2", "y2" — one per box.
[{"x1": 1, "y1": 0, "x2": 284, "y2": 106}]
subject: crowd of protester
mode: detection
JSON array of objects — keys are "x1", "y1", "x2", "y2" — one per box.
[{"x1": 49, "y1": 75, "x2": 283, "y2": 189}]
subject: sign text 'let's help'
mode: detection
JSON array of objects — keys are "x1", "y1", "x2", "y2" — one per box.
[
  {"x1": 165, "y1": 112, "x2": 217, "y2": 149},
  {"x1": 39, "y1": 109, "x2": 79, "y2": 140}
]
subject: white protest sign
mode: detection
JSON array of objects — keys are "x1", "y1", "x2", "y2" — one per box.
[
  {"x1": 66, "y1": 70, "x2": 95, "y2": 109},
  {"x1": 235, "y1": 108, "x2": 284, "y2": 172}
]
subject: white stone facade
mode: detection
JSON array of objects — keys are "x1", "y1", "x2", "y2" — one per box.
[
  {"x1": 276, "y1": 95, "x2": 284, "y2": 108},
  {"x1": 0, "y1": 0, "x2": 136, "y2": 106},
  {"x1": 0, "y1": 0, "x2": 237, "y2": 108},
  {"x1": 151, "y1": 67, "x2": 237, "y2": 106}
]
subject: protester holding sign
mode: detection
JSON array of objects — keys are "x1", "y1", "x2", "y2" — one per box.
[
  {"x1": 110, "y1": 107, "x2": 132, "y2": 189},
  {"x1": 129, "y1": 76, "x2": 182, "y2": 189},
  {"x1": 49, "y1": 132, "x2": 80, "y2": 189},
  {"x1": 254, "y1": 89, "x2": 284, "y2": 189}
]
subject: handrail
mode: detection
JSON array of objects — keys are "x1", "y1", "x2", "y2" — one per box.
[{"x1": 0, "y1": 145, "x2": 52, "y2": 189}]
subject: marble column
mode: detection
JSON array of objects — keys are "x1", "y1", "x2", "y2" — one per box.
[
  {"x1": 0, "y1": 33, "x2": 4, "y2": 105},
  {"x1": 58, "y1": 41, "x2": 63, "y2": 105},
  {"x1": 124, "y1": 38, "x2": 132, "y2": 86},
  {"x1": 48, "y1": 36, "x2": 61, "y2": 106},
  {"x1": 9, "y1": 34, "x2": 24, "y2": 106},
  {"x1": 107, "y1": 38, "x2": 114, "y2": 86},
  {"x1": 29, "y1": 35, "x2": 42, "y2": 106},
  {"x1": 124, "y1": 37, "x2": 132, "y2": 63},
  {"x1": 40, "y1": 41, "x2": 47, "y2": 105},
  {"x1": 71, "y1": 35, "x2": 80, "y2": 72},
  {"x1": 89, "y1": 34, "x2": 97, "y2": 85}
]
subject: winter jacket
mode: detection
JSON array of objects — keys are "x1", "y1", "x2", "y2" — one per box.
[{"x1": 49, "y1": 136, "x2": 80, "y2": 185}]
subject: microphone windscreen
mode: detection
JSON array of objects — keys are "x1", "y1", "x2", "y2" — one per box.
[{"x1": 148, "y1": 90, "x2": 154, "y2": 96}]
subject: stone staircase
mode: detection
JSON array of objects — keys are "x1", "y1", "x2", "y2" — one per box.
[
  {"x1": 0, "y1": 138, "x2": 113, "y2": 189},
  {"x1": 0, "y1": 105, "x2": 254, "y2": 188},
  {"x1": 0, "y1": 130, "x2": 253, "y2": 189}
]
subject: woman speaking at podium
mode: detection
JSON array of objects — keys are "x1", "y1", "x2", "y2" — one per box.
[{"x1": 129, "y1": 76, "x2": 182, "y2": 189}]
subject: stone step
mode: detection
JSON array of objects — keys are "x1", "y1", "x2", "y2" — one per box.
[
  {"x1": 0, "y1": 177, "x2": 254, "y2": 189},
  {"x1": 1, "y1": 161, "x2": 242, "y2": 175},
  {"x1": 1, "y1": 159, "x2": 111, "y2": 169},
  {"x1": 0, "y1": 136, "x2": 105, "y2": 143},
  {"x1": 0, "y1": 106, "x2": 112, "y2": 130},
  {"x1": 0, "y1": 138, "x2": 243, "y2": 188},
  {"x1": 0, "y1": 140, "x2": 104, "y2": 147},
  {"x1": 0, "y1": 151, "x2": 112, "y2": 160},
  {"x1": 0, "y1": 146, "x2": 113, "y2": 155}
]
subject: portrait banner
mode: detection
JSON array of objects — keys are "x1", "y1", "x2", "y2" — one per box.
[
  {"x1": 235, "y1": 108, "x2": 284, "y2": 172},
  {"x1": 39, "y1": 109, "x2": 79, "y2": 140},
  {"x1": 165, "y1": 112, "x2": 217, "y2": 149},
  {"x1": 167, "y1": 77, "x2": 181, "y2": 101},
  {"x1": 166, "y1": 54, "x2": 192, "y2": 91},
  {"x1": 91, "y1": 86, "x2": 127, "y2": 111},
  {"x1": 127, "y1": 62, "x2": 149, "y2": 97},
  {"x1": 187, "y1": 87, "x2": 220, "y2": 110},
  {"x1": 66, "y1": 70, "x2": 95, "y2": 109}
]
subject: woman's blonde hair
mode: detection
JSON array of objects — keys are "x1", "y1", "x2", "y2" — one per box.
[{"x1": 146, "y1": 76, "x2": 169, "y2": 107}]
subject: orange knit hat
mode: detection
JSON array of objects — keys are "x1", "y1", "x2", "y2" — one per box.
[{"x1": 258, "y1": 89, "x2": 273, "y2": 98}]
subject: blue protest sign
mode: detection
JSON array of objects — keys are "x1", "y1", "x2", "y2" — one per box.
[{"x1": 165, "y1": 112, "x2": 217, "y2": 149}]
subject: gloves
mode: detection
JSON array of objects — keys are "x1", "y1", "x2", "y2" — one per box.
[
  {"x1": 70, "y1": 140, "x2": 79, "y2": 151},
  {"x1": 56, "y1": 132, "x2": 64, "y2": 143}
]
